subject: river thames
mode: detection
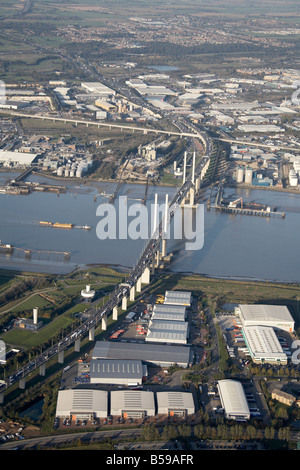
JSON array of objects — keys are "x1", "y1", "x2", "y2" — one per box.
[{"x1": 0, "y1": 171, "x2": 299, "y2": 282}]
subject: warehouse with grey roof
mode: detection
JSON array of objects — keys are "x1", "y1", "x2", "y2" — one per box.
[
  {"x1": 110, "y1": 390, "x2": 155, "y2": 418},
  {"x1": 156, "y1": 391, "x2": 195, "y2": 417},
  {"x1": 89, "y1": 359, "x2": 147, "y2": 385},
  {"x1": 145, "y1": 319, "x2": 189, "y2": 344},
  {"x1": 164, "y1": 290, "x2": 192, "y2": 307},
  {"x1": 92, "y1": 341, "x2": 192, "y2": 368}
]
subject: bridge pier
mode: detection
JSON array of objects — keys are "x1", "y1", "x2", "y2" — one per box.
[
  {"x1": 151, "y1": 254, "x2": 156, "y2": 274},
  {"x1": 74, "y1": 338, "x2": 81, "y2": 352},
  {"x1": 195, "y1": 176, "x2": 200, "y2": 193},
  {"x1": 189, "y1": 187, "x2": 195, "y2": 207},
  {"x1": 136, "y1": 277, "x2": 142, "y2": 293},
  {"x1": 58, "y1": 350, "x2": 64, "y2": 364},
  {"x1": 39, "y1": 363, "x2": 46, "y2": 377},
  {"x1": 102, "y1": 315, "x2": 107, "y2": 331},
  {"x1": 130, "y1": 286, "x2": 135, "y2": 301},
  {"x1": 141, "y1": 266, "x2": 150, "y2": 284},
  {"x1": 112, "y1": 306, "x2": 118, "y2": 320},
  {"x1": 161, "y1": 238, "x2": 167, "y2": 258},
  {"x1": 122, "y1": 295, "x2": 128, "y2": 310},
  {"x1": 0, "y1": 392, "x2": 4, "y2": 404},
  {"x1": 19, "y1": 377, "x2": 26, "y2": 390},
  {"x1": 89, "y1": 326, "x2": 95, "y2": 341}
]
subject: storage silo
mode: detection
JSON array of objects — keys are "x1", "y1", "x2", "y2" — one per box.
[
  {"x1": 57, "y1": 166, "x2": 64, "y2": 176},
  {"x1": 76, "y1": 167, "x2": 83, "y2": 178},
  {"x1": 236, "y1": 167, "x2": 244, "y2": 183},
  {"x1": 244, "y1": 167, "x2": 253, "y2": 185}
]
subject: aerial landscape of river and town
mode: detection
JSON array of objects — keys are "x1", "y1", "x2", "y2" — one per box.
[{"x1": 0, "y1": 0, "x2": 300, "y2": 457}]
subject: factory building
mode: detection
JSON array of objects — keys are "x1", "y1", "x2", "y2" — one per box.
[
  {"x1": 164, "y1": 291, "x2": 192, "y2": 307},
  {"x1": 156, "y1": 392, "x2": 195, "y2": 417},
  {"x1": 55, "y1": 389, "x2": 108, "y2": 420},
  {"x1": 242, "y1": 325, "x2": 287, "y2": 365},
  {"x1": 145, "y1": 319, "x2": 189, "y2": 345},
  {"x1": 89, "y1": 359, "x2": 147, "y2": 386},
  {"x1": 217, "y1": 380, "x2": 250, "y2": 421},
  {"x1": 92, "y1": 341, "x2": 192, "y2": 368},
  {"x1": 110, "y1": 390, "x2": 155, "y2": 418},
  {"x1": 235, "y1": 304, "x2": 294, "y2": 332}
]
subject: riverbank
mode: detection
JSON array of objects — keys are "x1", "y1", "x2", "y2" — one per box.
[{"x1": 1, "y1": 263, "x2": 299, "y2": 326}]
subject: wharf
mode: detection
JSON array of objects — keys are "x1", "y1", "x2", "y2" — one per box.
[
  {"x1": 0, "y1": 182, "x2": 66, "y2": 194},
  {"x1": 208, "y1": 202, "x2": 285, "y2": 218}
]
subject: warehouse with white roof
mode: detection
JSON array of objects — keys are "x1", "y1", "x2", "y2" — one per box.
[
  {"x1": 89, "y1": 359, "x2": 147, "y2": 385},
  {"x1": 242, "y1": 325, "x2": 287, "y2": 364},
  {"x1": 110, "y1": 390, "x2": 155, "y2": 418},
  {"x1": 217, "y1": 380, "x2": 250, "y2": 421},
  {"x1": 156, "y1": 391, "x2": 195, "y2": 417},
  {"x1": 0, "y1": 150, "x2": 38, "y2": 167},
  {"x1": 235, "y1": 304, "x2": 294, "y2": 332},
  {"x1": 55, "y1": 389, "x2": 108, "y2": 420}
]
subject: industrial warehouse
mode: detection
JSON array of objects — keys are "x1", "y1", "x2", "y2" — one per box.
[
  {"x1": 235, "y1": 304, "x2": 295, "y2": 332},
  {"x1": 217, "y1": 380, "x2": 250, "y2": 421},
  {"x1": 164, "y1": 290, "x2": 192, "y2": 307},
  {"x1": 55, "y1": 389, "x2": 195, "y2": 421},
  {"x1": 242, "y1": 325, "x2": 288, "y2": 364},
  {"x1": 110, "y1": 390, "x2": 156, "y2": 418},
  {"x1": 151, "y1": 304, "x2": 187, "y2": 322},
  {"x1": 89, "y1": 359, "x2": 147, "y2": 385},
  {"x1": 55, "y1": 389, "x2": 108, "y2": 420},
  {"x1": 145, "y1": 319, "x2": 189, "y2": 344},
  {"x1": 156, "y1": 391, "x2": 195, "y2": 417},
  {"x1": 92, "y1": 341, "x2": 192, "y2": 368}
]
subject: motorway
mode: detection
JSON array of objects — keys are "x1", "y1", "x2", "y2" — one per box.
[
  {"x1": 0, "y1": 133, "x2": 211, "y2": 395},
  {"x1": 0, "y1": 110, "x2": 208, "y2": 140}
]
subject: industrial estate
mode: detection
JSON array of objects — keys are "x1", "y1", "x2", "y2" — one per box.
[{"x1": 0, "y1": 0, "x2": 300, "y2": 454}]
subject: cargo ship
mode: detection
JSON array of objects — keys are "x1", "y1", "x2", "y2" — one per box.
[
  {"x1": 53, "y1": 223, "x2": 74, "y2": 229},
  {"x1": 40, "y1": 221, "x2": 73, "y2": 229},
  {"x1": 39, "y1": 221, "x2": 90, "y2": 230},
  {"x1": 40, "y1": 221, "x2": 53, "y2": 226}
]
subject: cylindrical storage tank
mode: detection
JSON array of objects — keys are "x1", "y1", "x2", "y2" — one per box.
[
  {"x1": 76, "y1": 167, "x2": 83, "y2": 178},
  {"x1": 244, "y1": 168, "x2": 253, "y2": 185},
  {"x1": 33, "y1": 307, "x2": 38, "y2": 325},
  {"x1": 69, "y1": 170, "x2": 75, "y2": 177},
  {"x1": 64, "y1": 168, "x2": 69, "y2": 177},
  {"x1": 57, "y1": 167, "x2": 64, "y2": 176},
  {"x1": 236, "y1": 167, "x2": 244, "y2": 183}
]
